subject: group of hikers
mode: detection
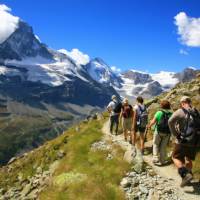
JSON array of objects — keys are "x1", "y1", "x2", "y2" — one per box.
[{"x1": 107, "y1": 95, "x2": 200, "y2": 188}]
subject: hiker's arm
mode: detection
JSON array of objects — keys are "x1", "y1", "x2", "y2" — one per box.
[
  {"x1": 168, "y1": 111, "x2": 180, "y2": 137},
  {"x1": 119, "y1": 108, "x2": 123, "y2": 126},
  {"x1": 107, "y1": 106, "x2": 111, "y2": 113},
  {"x1": 107, "y1": 102, "x2": 112, "y2": 113},
  {"x1": 147, "y1": 117, "x2": 156, "y2": 129},
  {"x1": 132, "y1": 109, "x2": 137, "y2": 131}
]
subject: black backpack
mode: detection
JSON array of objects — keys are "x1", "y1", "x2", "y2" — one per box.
[
  {"x1": 137, "y1": 105, "x2": 148, "y2": 129},
  {"x1": 180, "y1": 108, "x2": 200, "y2": 143},
  {"x1": 113, "y1": 102, "x2": 122, "y2": 114},
  {"x1": 157, "y1": 111, "x2": 171, "y2": 134}
]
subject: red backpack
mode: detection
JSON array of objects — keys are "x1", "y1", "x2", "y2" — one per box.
[{"x1": 122, "y1": 105, "x2": 133, "y2": 118}]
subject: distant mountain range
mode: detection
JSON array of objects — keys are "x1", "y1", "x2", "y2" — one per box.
[{"x1": 0, "y1": 15, "x2": 199, "y2": 105}]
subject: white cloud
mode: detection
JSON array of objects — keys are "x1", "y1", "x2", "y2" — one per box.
[
  {"x1": 34, "y1": 34, "x2": 41, "y2": 42},
  {"x1": 58, "y1": 48, "x2": 90, "y2": 65},
  {"x1": 179, "y1": 49, "x2": 188, "y2": 55},
  {"x1": 187, "y1": 66, "x2": 197, "y2": 70},
  {"x1": 174, "y1": 12, "x2": 200, "y2": 47},
  {"x1": 0, "y1": 4, "x2": 19, "y2": 44},
  {"x1": 111, "y1": 66, "x2": 121, "y2": 73}
]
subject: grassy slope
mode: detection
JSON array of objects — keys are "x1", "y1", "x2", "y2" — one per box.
[
  {"x1": 0, "y1": 115, "x2": 131, "y2": 200},
  {"x1": 0, "y1": 113, "x2": 73, "y2": 165},
  {"x1": 146, "y1": 76, "x2": 200, "y2": 179}
]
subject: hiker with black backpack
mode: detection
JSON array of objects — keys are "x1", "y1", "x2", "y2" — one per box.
[
  {"x1": 120, "y1": 98, "x2": 134, "y2": 142},
  {"x1": 147, "y1": 100, "x2": 172, "y2": 166},
  {"x1": 168, "y1": 96, "x2": 200, "y2": 187},
  {"x1": 133, "y1": 96, "x2": 148, "y2": 154},
  {"x1": 107, "y1": 95, "x2": 122, "y2": 135}
]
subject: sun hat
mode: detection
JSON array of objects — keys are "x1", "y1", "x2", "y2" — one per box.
[{"x1": 180, "y1": 96, "x2": 191, "y2": 103}]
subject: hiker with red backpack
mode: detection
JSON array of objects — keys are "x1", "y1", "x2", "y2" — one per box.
[
  {"x1": 133, "y1": 96, "x2": 148, "y2": 154},
  {"x1": 120, "y1": 98, "x2": 134, "y2": 142},
  {"x1": 147, "y1": 100, "x2": 172, "y2": 165},
  {"x1": 168, "y1": 96, "x2": 200, "y2": 187},
  {"x1": 107, "y1": 95, "x2": 122, "y2": 135}
]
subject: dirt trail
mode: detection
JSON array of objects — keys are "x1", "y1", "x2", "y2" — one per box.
[{"x1": 102, "y1": 120, "x2": 200, "y2": 200}]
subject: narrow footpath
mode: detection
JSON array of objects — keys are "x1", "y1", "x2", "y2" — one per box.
[{"x1": 102, "y1": 121, "x2": 200, "y2": 200}]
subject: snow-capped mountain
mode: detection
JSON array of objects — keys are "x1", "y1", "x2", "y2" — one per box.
[
  {"x1": 0, "y1": 21, "x2": 53, "y2": 62},
  {"x1": 0, "y1": 6, "x2": 119, "y2": 112},
  {"x1": 85, "y1": 58, "x2": 122, "y2": 88},
  {"x1": 0, "y1": 4, "x2": 199, "y2": 107}
]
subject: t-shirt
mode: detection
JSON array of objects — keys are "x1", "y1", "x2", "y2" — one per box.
[
  {"x1": 154, "y1": 109, "x2": 172, "y2": 131},
  {"x1": 134, "y1": 104, "x2": 146, "y2": 118},
  {"x1": 107, "y1": 100, "x2": 118, "y2": 116}
]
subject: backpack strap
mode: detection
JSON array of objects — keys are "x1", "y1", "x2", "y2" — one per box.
[
  {"x1": 138, "y1": 105, "x2": 146, "y2": 113},
  {"x1": 181, "y1": 108, "x2": 193, "y2": 139}
]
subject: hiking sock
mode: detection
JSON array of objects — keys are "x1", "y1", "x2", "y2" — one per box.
[{"x1": 178, "y1": 167, "x2": 188, "y2": 178}]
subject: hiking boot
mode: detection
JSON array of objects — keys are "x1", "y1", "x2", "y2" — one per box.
[
  {"x1": 180, "y1": 173, "x2": 193, "y2": 187},
  {"x1": 154, "y1": 162, "x2": 163, "y2": 166}
]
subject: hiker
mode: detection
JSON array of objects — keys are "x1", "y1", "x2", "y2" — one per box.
[
  {"x1": 168, "y1": 96, "x2": 200, "y2": 187},
  {"x1": 107, "y1": 95, "x2": 122, "y2": 135},
  {"x1": 120, "y1": 98, "x2": 134, "y2": 142},
  {"x1": 147, "y1": 100, "x2": 172, "y2": 166},
  {"x1": 133, "y1": 96, "x2": 148, "y2": 154}
]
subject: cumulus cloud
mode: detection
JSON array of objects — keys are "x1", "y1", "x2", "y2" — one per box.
[
  {"x1": 58, "y1": 48, "x2": 90, "y2": 65},
  {"x1": 111, "y1": 66, "x2": 121, "y2": 73},
  {"x1": 0, "y1": 4, "x2": 19, "y2": 44},
  {"x1": 179, "y1": 49, "x2": 188, "y2": 55},
  {"x1": 174, "y1": 12, "x2": 200, "y2": 47}
]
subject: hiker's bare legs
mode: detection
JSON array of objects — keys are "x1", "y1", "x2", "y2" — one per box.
[
  {"x1": 140, "y1": 133, "x2": 144, "y2": 152},
  {"x1": 131, "y1": 131, "x2": 136, "y2": 146},
  {"x1": 172, "y1": 157, "x2": 184, "y2": 168},
  {"x1": 124, "y1": 129, "x2": 128, "y2": 141},
  {"x1": 185, "y1": 157, "x2": 193, "y2": 171}
]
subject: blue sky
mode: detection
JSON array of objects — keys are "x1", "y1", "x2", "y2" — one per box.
[{"x1": 1, "y1": 0, "x2": 200, "y2": 72}]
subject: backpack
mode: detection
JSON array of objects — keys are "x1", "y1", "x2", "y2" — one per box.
[
  {"x1": 137, "y1": 105, "x2": 148, "y2": 129},
  {"x1": 122, "y1": 105, "x2": 133, "y2": 118},
  {"x1": 157, "y1": 111, "x2": 171, "y2": 134},
  {"x1": 180, "y1": 108, "x2": 200, "y2": 143},
  {"x1": 113, "y1": 102, "x2": 122, "y2": 113}
]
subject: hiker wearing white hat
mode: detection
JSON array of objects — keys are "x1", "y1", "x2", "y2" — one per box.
[{"x1": 107, "y1": 95, "x2": 122, "y2": 135}]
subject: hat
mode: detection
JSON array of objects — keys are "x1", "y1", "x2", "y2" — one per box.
[
  {"x1": 180, "y1": 96, "x2": 191, "y2": 103},
  {"x1": 111, "y1": 95, "x2": 117, "y2": 100}
]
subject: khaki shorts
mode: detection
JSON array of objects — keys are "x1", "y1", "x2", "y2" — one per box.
[
  {"x1": 122, "y1": 117, "x2": 132, "y2": 131},
  {"x1": 172, "y1": 143, "x2": 197, "y2": 162}
]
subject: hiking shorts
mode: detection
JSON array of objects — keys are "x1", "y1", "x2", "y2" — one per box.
[
  {"x1": 122, "y1": 117, "x2": 132, "y2": 131},
  {"x1": 135, "y1": 125, "x2": 145, "y2": 134},
  {"x1": 172, "y1": 143, "x2": 197, "y2": 162}
]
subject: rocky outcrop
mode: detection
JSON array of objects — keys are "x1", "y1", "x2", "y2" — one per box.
[
  {"x1": 174, "y1": 68, "x2": 200, "y2": 83},
  {"x1": 122, "y1": 71, "x2": 153, "y2": 84},
  {"x1": 0, "y1": 21, "x2": 53, "y2": 61}
]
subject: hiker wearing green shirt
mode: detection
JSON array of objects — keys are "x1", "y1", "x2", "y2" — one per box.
[{"x1": 147, "y1": 100, "x2": 172, "y2": 166}]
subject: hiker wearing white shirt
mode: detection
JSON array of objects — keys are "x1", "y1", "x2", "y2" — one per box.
[{"x1": 107, "y1": 95, "x2": 122, "y2": 135}]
